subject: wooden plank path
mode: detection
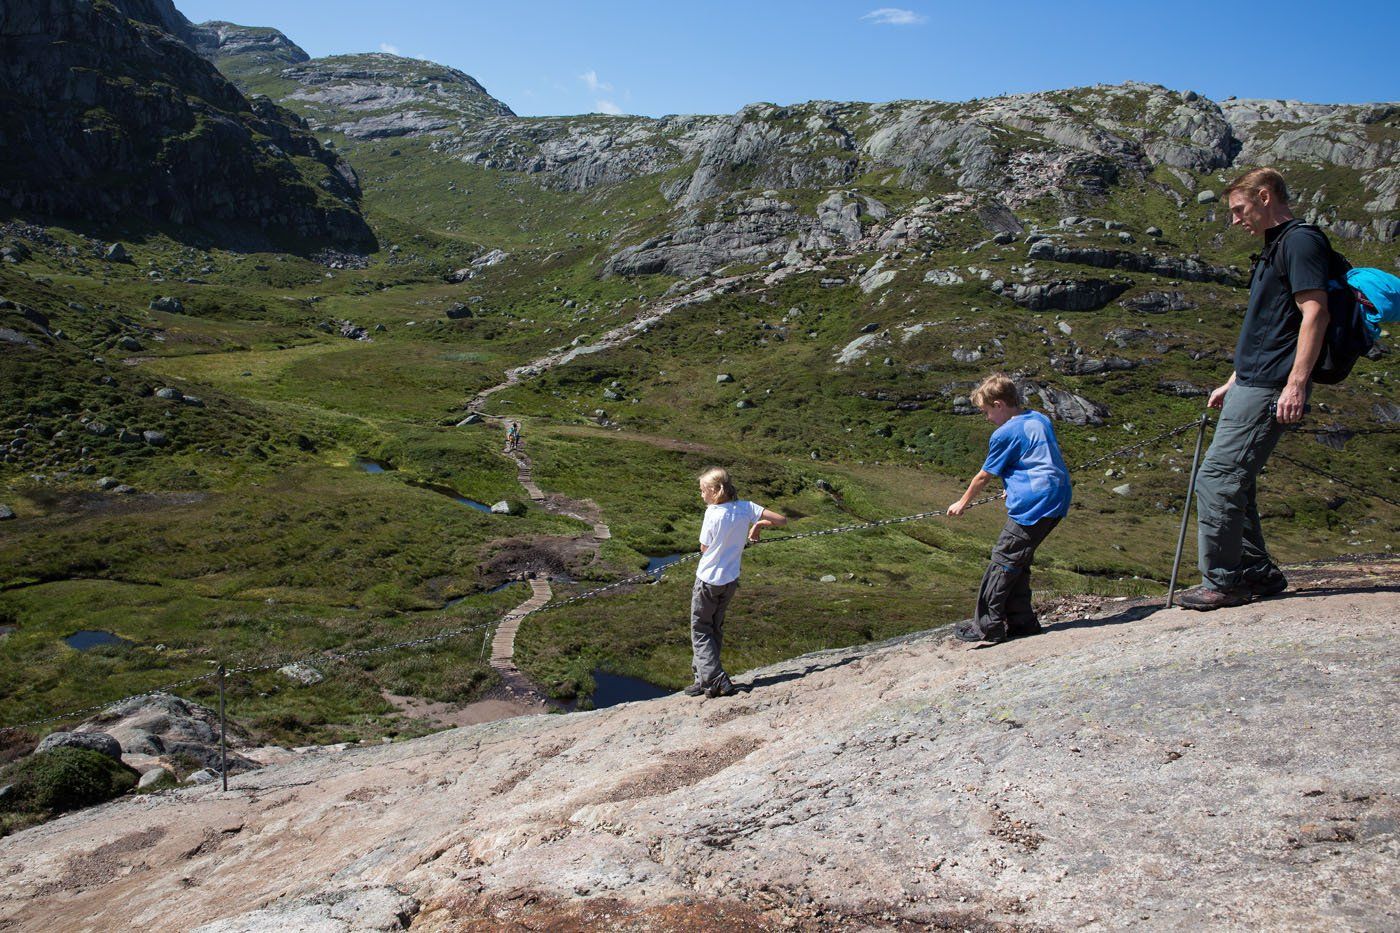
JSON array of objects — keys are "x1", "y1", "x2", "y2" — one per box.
[{"x1": 488, "y1": 578, "x2": 553, "y2": 697}]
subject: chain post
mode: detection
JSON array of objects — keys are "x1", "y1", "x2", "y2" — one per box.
[
  {"x1": 217, "y1": 664, "x2": 228, "y2": 792},
  {"x1": 1167, "y1": 413, "x2": 1212, "y2": 608}
]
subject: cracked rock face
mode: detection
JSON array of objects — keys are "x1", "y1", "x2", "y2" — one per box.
[{"x1": 1, "y1": 570, "x2": 1394, "y2": 930}]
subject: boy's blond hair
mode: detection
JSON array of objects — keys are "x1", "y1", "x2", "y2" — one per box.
[
  {"x1": 697, "y1": 466, "x2": 737, "y2": 503},
  {"x1": 970, "y1": 373, "x2": 1022, "y2": 409}
]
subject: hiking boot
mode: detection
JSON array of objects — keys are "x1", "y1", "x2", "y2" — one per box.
[
  {"x1": 1007, "y1": 621, "x2": 1044, "y2": 640},
  {"x1": 706, "y1": 674, "x2": 736, "y2": 698},
  {"x1": 682, "y1": 681, "x2": 707, "y2": 697},
  {"x1": 953, "y1": 621, "x2": 1006, "y2": 644},
  {"x1": 1246, "y1": 569, "x2": 1288, "y2": 600},
  {"x1": 1176, "y1": 585, "x2": 1249, "y2": 611}
]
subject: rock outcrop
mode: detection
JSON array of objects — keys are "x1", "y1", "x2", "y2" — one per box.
[
  {"x1": 1027, "y1": 240, "x2": 1241, "y2": 285},
  {"x1": 0, "y1": 564, "x2": 1393, "y2": 930},
  {"x1": 0, "y1": 0, "x2": 374, "y2": 251}
]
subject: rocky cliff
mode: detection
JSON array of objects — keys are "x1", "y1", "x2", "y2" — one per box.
[
  {"x1": 1, "y1": 562, "x2": 1394, "y2": 930},
  {"x1": 0, "y1": 0, "x2": 375, "y2": 251}
]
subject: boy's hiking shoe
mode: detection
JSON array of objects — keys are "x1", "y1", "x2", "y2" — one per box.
[
  {"x1": 1247, "y1": 569, "x2": 1288, "y2": 599},
  {"x1": 706, "y1": 674, "x2": 736, "y2": 698},
  {"x1": 953, "y1": 621, "x2": 1005, "y2": 644},
  {"x1": 1176, "y1": 585, "x2": 1249, "y2": 611},
  {"x1": 682, "y1": 681, "x2": 707, "y2": 697}
]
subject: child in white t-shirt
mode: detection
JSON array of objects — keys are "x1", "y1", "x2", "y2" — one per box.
[{"x1": 686, "y1": 467, "x2": 787, "y2": 698}]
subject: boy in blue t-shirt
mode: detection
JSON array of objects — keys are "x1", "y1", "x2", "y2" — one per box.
[{"x1": 946, "y1": 374, "x2": 1072, "y2": 644}]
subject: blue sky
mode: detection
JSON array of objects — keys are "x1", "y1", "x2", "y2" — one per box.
[{"x1": 178, "y1": 1, "x2": 1400, "y2": 117}]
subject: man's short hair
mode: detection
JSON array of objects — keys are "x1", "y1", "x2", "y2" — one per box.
[
  {"x1": 970, "y1": 373, "x2": 1021, "y2": 409},
  {"x1": 1223, "y1": 167, "x2": 1290, "y2": 205}
]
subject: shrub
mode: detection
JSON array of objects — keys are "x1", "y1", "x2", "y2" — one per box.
[{"x1": 0, "y1": 748, "x2": 138, "y2": 816}]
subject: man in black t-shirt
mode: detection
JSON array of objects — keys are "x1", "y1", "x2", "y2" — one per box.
[{"x1": 1178, "y1": 168, "x2": 1331, "y2": 611}]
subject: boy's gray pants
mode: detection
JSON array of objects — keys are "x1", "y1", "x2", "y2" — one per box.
[
  {"x1": 974, "y1": 516, "x2": 1060, "y2": 640},
  {"x1": 1194, "y1": 384, "x2": 1286, "y2": 592},
  {"x1": 691, "y1": 578, "x2": 739, "y2": 686}
]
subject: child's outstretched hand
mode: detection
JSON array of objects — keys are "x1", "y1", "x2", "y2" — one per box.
[
  {"x1": 747, "y1": 521, "x2": 769, "y2": 543},
  {"x1": 946, "y1": 500, "x2": 966, "y2": 517}
]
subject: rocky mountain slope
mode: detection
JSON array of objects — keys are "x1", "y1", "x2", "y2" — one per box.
[
  {"x1": 0, "y1": 561, "x2": 1394, "y2": 930},
  {"x1": 0, "y1": 0, "x2": 374, "y2": 251}
]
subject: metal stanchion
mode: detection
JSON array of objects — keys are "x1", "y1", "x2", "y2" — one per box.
[
  {"x1": 1167, "y1": 413, "x2": 1212, "y2": 607},
  {"x1": 217, "y1": 664, "x2": 228, "y2": 792}
]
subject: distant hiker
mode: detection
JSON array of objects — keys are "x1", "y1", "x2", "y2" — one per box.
[
  {"x1": 686, "y1": 467, "x2": 786, "y2": 698},
  {"x1": 946, "y1": 374, "x2": 1071, "y2": 644},
  {"x1": 1178, "y1": 168, "x2": 1327, "y2": 610},
  {"x1": 507, "y1": 421, "x2": 521, "y2": 451}
]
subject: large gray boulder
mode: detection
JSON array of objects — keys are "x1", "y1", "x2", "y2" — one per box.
[{"x1": 36, "y1": 732, "x2": 123, "y2": 761}]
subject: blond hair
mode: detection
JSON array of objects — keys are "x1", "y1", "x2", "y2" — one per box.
[
  {"x1": 1223, "y1": 167, "x2": 1289, "y2": 205},
  {"x1": 697, "y1": 466, "x2": 737, "y2": 503},
  {"x1": 970, "y1": 373, "x2": 1021, "y2": 409}
]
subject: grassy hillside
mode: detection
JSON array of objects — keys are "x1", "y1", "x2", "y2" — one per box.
[{"x1": 3, "y1": 75, "x2": 1396, "y2": 746}]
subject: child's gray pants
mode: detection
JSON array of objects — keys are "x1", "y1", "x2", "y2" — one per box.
[{"x1": 690, "y1": 578, "x2": 739, "y2": 685}]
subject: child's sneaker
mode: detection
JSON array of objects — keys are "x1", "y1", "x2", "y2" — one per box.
[{"x1": 706, "y1": 673, "x2": 736, "y2": 698}]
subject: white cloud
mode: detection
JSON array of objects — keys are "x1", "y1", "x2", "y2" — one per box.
[
  {"x1": 579, "y1": 69, "x2": 613, "y2": 93},
  {"x1": 861, "y1": 7, "x2": 926, "y2": 25},
  {"x1": 379, "y1": 42, "x2": 401, "y2": 54},
  {"x1": 594, "y1": 99, "x2": 623, "y2": 115}
]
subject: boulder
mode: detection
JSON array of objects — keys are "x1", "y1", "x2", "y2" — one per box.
[
  {"x1": 459, "y1": 413, "x2": 484, "y2": 425},
  {"x1": 85, "y1": 421, "x2": 112, "y2": 436},
  {"x1": 445, "y1": 302, "x2": 473, "y2": 319},
  {"x1": 155, "y1": 387, "x2": 184, "y2": 401},
  {"x1": 995, "y1": 278, "x2": 1130, "y2": 312},
  {"x1": 117, "y1": 336, "x2": 142, "y2": 351},
  {"x1": 278, "y1": 662, "x2": 324, "y2": 686},
  {"x1": 923, "y1": 269, "x2": 965, "y2": 285},
  {"x1": 1196, "y1": 189, "x2": 1218, "y2": 203},
  {"x1": 1030, "y1": 383, "x2": 1110, "y2": 425},
  {"x1": 149, "y1": 297, "x2": 184, "y2": 314},
  {"x1": 735, "y1": 399, "x2": 754, "y2": 409},
  {"x1": 1112, "y1": 483, "x2": 1133, "y2": 497},
  {"x1": 96, "y1": 476, "x2": 119, "y2": 490},
  {"x1": 490, "y1": 501, "x2": 512, "y2": 515},
  {"x1": 186, "y1": 769, "x2": 219, "y2": 784},
  {"x1": 36, "y1": 732, "x2": 123, "y2": 761},
  {"x1": 0, "y1": 505, "x2": 13, "y2": 521},
  {"x1": 141, "y1": 430, "x2": 168, "y2": 447},
  {"x1": 137, "y1": 767, "x2": 172, "y2": 790},
  {"x1": 715, "y1": 374, "x2": 734, "y2": 384},
  {"x1": 1120, "y1": 290, "x2": 1196, "y2": 314},
  {"x1": 104, "y1": 243, "x2": 130, "y2": 263}
]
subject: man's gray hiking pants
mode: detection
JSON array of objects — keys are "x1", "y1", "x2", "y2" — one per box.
[
  {"x1": 1195, "y1": 384, "x2": 1286, "y2": 592},
  {"x1": 691, "y1": 578, "x2": 739, "y2": 686}
]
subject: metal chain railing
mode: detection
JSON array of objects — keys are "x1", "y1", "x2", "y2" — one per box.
[{"x1": 6, "y1": 411, "x2": 1394, "y2": 737}]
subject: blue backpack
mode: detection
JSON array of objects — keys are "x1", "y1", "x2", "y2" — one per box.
[
  {"x1": 1346, "y1": 266, "x2": 1400, "y2": 340},
  {"x1": 1260, "y1": 221, "x2": 1375, "y2": 385}
]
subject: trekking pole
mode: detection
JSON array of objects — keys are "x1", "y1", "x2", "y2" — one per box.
[
  {"x1": 217, "y1": 663, "x2": 228, "y2": 792},
  {"x1": 1167, "y1": 413, "x2": 1211, "y2": 607}
]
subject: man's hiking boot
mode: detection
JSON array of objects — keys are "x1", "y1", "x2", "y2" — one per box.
[
  {"x1": 953, "y1": 621, "x2": 1006, "y2": 644},
  {"x1": 706, "y1": 674, "x2": 736, "y2": 698},
  {"x1": 1176, "y1": 585, "x2": 1249, "y2": 611},
  {"x1": 1246, "y1": 569, "x2": 1288, "y2": 600},
  {"x1": 682, "y1": 681, "x2": 707, "y2": 697}
]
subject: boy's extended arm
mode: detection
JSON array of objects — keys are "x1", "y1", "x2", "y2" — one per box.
[
  {"x1": 947, "y1": 470, "x2": 996, "y2": 517},
  {"x1": 747, "y1": 508, "x2": 788, "y2": 542}
]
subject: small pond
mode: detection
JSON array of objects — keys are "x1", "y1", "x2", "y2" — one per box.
[
  {"x1": 65, "y1": 630, "x2": 132, "y2": 651},
  {"x1": 411, "y1": 481, "x2": 494, "y2": 513},
  {"x1": 589, "y1": 670, "x2": 672, "y2": 709},
  {"x1": 646, "y1": 553, "x2": 690, "y2": 577},
  {"x1": 353, "y1": 458, "x2": 393, "y2": 474}
]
